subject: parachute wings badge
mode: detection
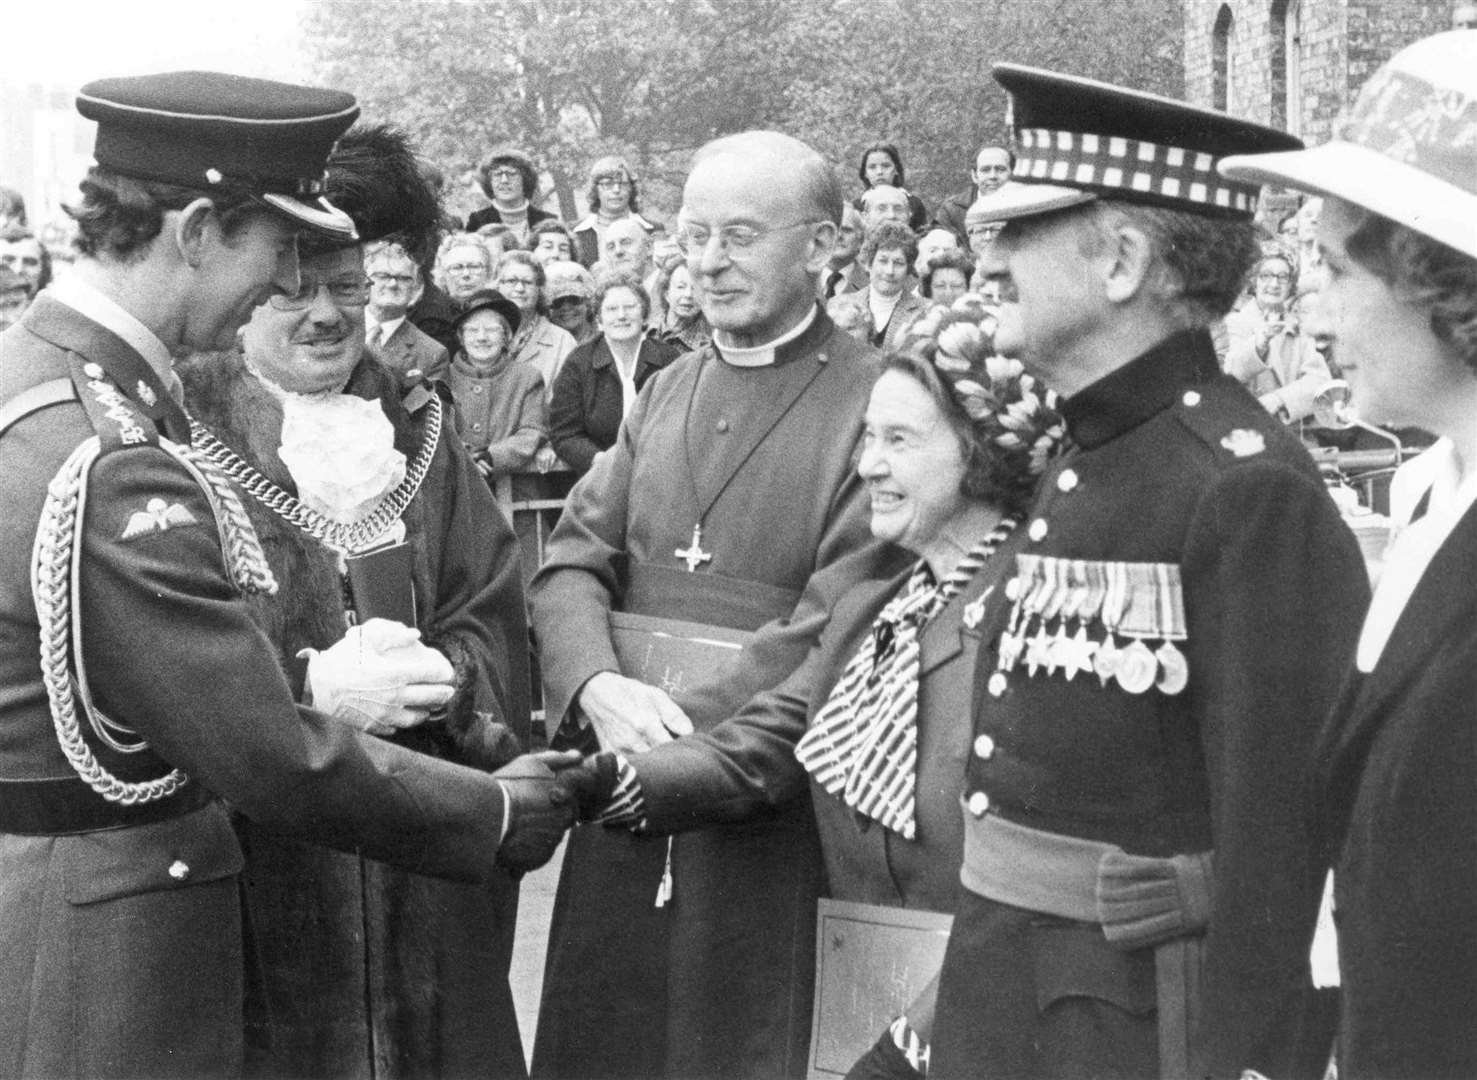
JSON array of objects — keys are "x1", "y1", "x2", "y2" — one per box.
[{"x1": 120, "y1": 497, "x2": 198, "y2": 540}]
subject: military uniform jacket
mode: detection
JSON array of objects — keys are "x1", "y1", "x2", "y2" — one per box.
[
  {"x1": 0, "y1": 297, "x2": 510, "y2": 1079},
  {"x1": 951, "y1": 331, "x2": 1368, "y2": 1077},
  {"x1": 1314, "y1": 500, "x2": 1477, "y2": 1077}
]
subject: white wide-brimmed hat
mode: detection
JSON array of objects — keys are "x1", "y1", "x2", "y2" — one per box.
[{"x1": 1220, "y1": 30, "x2": 1477, "y2": 260}]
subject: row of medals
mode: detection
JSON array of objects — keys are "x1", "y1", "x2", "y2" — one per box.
[{"x1": 994, "y1": 614, "x2": 1189, "y2": 696}]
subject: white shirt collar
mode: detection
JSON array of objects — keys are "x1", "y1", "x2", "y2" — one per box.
[
  {"x1": 712, "y1": 306, "x2": 817, "y2": 368},
  {"x1": 368, "y1": 314, "x2": 406, "y2": 341},
  {"x1": 47, "y1": 275, "x2": 175, "y2": 380}
]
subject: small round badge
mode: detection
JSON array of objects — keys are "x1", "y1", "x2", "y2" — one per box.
[
  {"x1": 1154, "y1": 641, "x2": 1189, "y2": 695},
  {"x1": 1115, "y1": 639, "x2": 1158, "y2": 694}
]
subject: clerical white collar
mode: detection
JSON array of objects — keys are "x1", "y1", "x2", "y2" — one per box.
[
  {"x1": 48, "y1": 275, "x2": 174, "y2": 381},
  {"x1": 712, "y1": 306, "x2": 816, "y2": 368}
]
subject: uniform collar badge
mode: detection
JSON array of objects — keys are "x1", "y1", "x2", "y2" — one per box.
[{"x1": 1220, "y1": 429, "x2": 1266, "y2": 457}]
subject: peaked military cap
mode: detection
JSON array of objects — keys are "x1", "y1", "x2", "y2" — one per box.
[
  {"x1": 971, "y1": 64, "x2": 1303, "y2": 224},
  {"x1": 1221, "y1": 30, "x2": 1477, "y2": 260},
  {"x1": 76, "y1": 71, "x2": 360, "y2": 239}
]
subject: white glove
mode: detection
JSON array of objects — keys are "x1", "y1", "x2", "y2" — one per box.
[{"x1": 301, "y1": 619, "x2": 456, "y2": 736}]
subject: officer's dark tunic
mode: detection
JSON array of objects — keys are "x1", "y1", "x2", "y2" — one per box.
[
  {"x1": 0, "y1": 296, "x2": 511, "y2": 1079},
  {"x1": 530, "y1": 311, "x2": 880, "y2": 1080},
  {"x1": 930, "y1": 331, "x2": 1368, "y2": 1079}
]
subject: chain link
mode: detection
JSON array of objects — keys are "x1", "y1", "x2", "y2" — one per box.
[{"x1": 186, "y1": 393, "x2": 442, "y2": 555}]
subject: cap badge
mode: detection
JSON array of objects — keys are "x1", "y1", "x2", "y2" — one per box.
[{"x1": 1220, "y1": 429, "x2": 1266, "y2": 457}]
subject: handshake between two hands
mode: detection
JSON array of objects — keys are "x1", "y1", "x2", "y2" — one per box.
[{"x1": 492, "y1": 749, "x2": 619, "y2": 875}]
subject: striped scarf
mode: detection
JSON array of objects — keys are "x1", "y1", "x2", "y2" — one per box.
[{"x1": 796, "y1": 519, "x2": 1016, "y2": 838}]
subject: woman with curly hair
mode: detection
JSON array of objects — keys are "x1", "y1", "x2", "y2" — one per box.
[
  {"x1": 570, "y1": 154, "x2": 658, "y2": 268},
  {"x1": 1223, "y1": 30, "x2": 1477, "y2": 1077},
  {"x1": 829, "y1": 221, "x2": 930, "y2": 351},
  {"x1": 590, "y1": 304, "x2": 1066, "y2": 1078},
  {"x1": 466, "y1": 148, "x2": 556, "y2": 242}
]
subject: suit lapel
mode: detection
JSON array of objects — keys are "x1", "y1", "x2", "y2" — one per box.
[{"x1": 1317, "y1": 503, "x2": 1477, "y2": 837}]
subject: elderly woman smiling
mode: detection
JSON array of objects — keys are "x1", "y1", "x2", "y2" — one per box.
[
  {"x1": 447, "y1": 287, "x2": 547, "y2": 477},
  {"x1": 591, "y1": 304, "x2": 1065, "y2": 1076}
]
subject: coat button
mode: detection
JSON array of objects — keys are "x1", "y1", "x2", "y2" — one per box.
[
  {"x1": 987, "y1": 672, "x2": 1007, "y2": 697},
  {"x1": 967, "y1": 792, "x2": 990, "y2": 817},
  {"x1": 1183, "y1": 390, "x2": 1202, "y2": 407},
  {"x1": 974, "y1": 734, "x2": 996, "y2": 760},
  {"x1": 1004, "y1": 577, "x2": 1022, "y2": 601},
  {"x1": 1028, "y1": 518, "x2": 1048, "y2": 542},
  {"x1": 716, "y1": 419, "x2": 729, "y2": 433},
  {"x1": 1056, "y1": 469, "x2": 1079, "y2": 493},
  {"x1": 473, "y1": 422, "x2": 484, "y2": 432},
  {"x1": 168, "y1": 859, "x2": 190, "y2": 881},
  {"x1": 472, "y1": 385, "x2": 484, "y2": 394}
]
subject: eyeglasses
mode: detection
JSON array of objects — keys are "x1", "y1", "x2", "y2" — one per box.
[
  {"x1": 445, "y1": 263, "x2": 488, "y2": 275},
  {"x1": 676, "y1": 220, "x2": 816, "y2": 258},
  {"x1": 498, "y1": 277, "x2": 539, "y2": 290},
  {"x1": 1257, "y1": 271, "x2": 1293, "y2": 283},
  {"x1": 595, "y1": 177, "x2": 629, "y2": 189},
  {"x1": 368, "y1": 271, "x2": 416, "y2": 287},
  {"x1": 268, "y1": 278, "x2": 370, "y2": 311},
  {"x1": 489, "y1": 168, "x2": 522, "y2": 181}
]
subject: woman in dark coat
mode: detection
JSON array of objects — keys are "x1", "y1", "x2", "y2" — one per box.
[
  {"x1": 548, "y1": 273, "x2": 678, "y2": 474},
  {"x1": 853, "y1": 142, "x2": 929, "y2": 232},
  {"x1": 596, "y1": 306, "x2": 1065, "y2": 1077},
  {"x1": 1221, "y1": 30, "x2": 1477, "y2": 1079}
]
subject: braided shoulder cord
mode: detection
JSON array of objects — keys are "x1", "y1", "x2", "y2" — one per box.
[
  {"x1": 186, "y1": 392, "x2": 443, "y2": 556},
  {"x1": 31, "y1": 437, "x2": 279, "y2": 805}
]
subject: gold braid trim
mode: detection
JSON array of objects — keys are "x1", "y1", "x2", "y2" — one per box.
[{"x1": 30, "y1": 436, "x2": 277, "y2": 805}]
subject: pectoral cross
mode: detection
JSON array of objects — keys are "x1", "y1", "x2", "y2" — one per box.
[{"x1": 675, "y1": 523, "x2": 712, "y2": 572}]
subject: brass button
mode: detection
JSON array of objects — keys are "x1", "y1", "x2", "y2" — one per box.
[
  {"x1": 967, "y1": 792, "x2": 990, "y2": 817},
  {"x1": 716, "y1": 419, "x2": 729, "y2": 433},
  {"x1": 1004, "y1": 577, "x2": 1022, "y2": 601},
  {"x1": 974, "y1": 734, "x2": 996, "y2": 760},
  {"x1": 1028, "y1": 518, "x2": 1048, "y2": 542},
  {"x1": 987, "y1": 671, "x2": 1008, "y2": 697},
  {"x1": 168, "y1": 859, "x2": 190, "y2": 881},
  {"x1": 1057, "y1": 469, "x2": 1079, "y2": 493},
  {"x1": 1183, "y1": 390, "x2": 1202, "y2": 407}
]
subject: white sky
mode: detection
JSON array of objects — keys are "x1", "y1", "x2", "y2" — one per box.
[{"x1": 4, "y1": 0, "x2": 311, "y2": 89}]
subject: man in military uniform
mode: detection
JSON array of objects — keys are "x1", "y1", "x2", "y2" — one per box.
[
  {"x1": 0, "y1": 72, "x2": 577, "y2": 1079},
  {"x1": 926, "y1": 67, "x2": 1370, "y2": 1078}
]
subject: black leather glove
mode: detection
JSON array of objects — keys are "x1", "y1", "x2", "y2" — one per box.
[
  {"x1": 845, "y1": 1028, "x2": 925, "y2": 1080},
  {"x1": 557, "y1": 752, "x2": 619, "y2": 821},
  {"x1": 493, "y1": 750, "x2": 581, "y2": 875}
]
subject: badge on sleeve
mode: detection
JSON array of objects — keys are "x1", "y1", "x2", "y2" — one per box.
[
  {"x1": 1220, "y1": 429, "x2": 1266, "y2": 457},
  {"x1": 120, "y1": 497, "x2": 199, "y2": 540}
]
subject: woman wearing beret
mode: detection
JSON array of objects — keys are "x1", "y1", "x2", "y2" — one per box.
[
  {"x1": 447, "y1": 288, "x2": 547, "y2": 478},
  {"x1": 1222, "y1": 29, "x2": 1477, "y2": 1079},
  {"x1": 594, "y1": 306, "x2": 1064, "y2": 1077}
]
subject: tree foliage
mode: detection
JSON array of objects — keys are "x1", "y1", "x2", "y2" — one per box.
[{"x1": 304, "y1": 0, "x2": 1183, "y2": 224}]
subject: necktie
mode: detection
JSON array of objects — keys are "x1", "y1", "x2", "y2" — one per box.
[{"x1": 795, "y1": 519, "x2": 1015, "y2": 838}]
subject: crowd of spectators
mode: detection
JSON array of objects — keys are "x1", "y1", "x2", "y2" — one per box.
[{"x1": 0, "y1": 131, "x2": 1391, "y2": 485}]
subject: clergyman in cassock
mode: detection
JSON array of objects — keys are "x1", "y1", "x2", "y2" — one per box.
[
  {"x1": 925, "y1": 67, "x2": 1370, "y2": 1078},
  {"x1": 529, "y1": 131, "x2": 889, "y2": 1080}
]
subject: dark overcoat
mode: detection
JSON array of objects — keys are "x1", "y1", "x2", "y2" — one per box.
[
  {"x1": 179, "y1": 350, "x2": 531, "y2": 1079},
  {"x1": 547, "y1": 334, "x2": 678, "y2": 474},
  {"x1": 0, "y1": 297, "x2": 510, "y2": 1079},
  {"x1": 1315, "y1": 500, "x2": 1477, "y2": 1078}
]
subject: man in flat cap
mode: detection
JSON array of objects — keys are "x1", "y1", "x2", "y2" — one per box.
[
  {"x1": 915, "y1": 67, "x2": 1368, "y2": 1079},
  {"x1": 0, "y1": 72, "x2": 580, "y2": 1079}
]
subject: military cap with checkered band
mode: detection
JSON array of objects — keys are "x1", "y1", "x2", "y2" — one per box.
[
  {"x1": 76, "y1": 71, "x2": 360, "y2": 239},
  {"x1": 969, "y1": 63, "x2": 1303, "y2": 225}
]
